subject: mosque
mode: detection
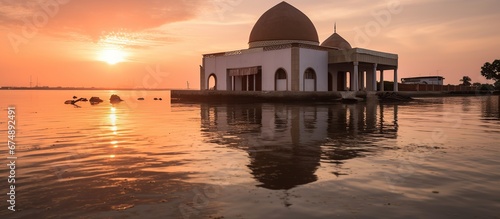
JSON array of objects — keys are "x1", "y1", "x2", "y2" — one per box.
[{"x1": 200, "y1": 1, "x2": 398, "y2": 92}]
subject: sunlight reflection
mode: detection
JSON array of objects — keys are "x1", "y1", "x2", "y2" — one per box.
[
  {"x1": 109, "y1": 107, "x2": 117, "y2": 134},
  {"x1": 109, "y1": 114, "x2": 117, "y2": 124},
  {"x1": 111, "y1": 140, "x2": 119, "y2": 148}
]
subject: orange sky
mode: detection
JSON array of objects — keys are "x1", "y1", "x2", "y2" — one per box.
[{"x1": 1, "y1": 0, "x2": 499, "y2": 89}]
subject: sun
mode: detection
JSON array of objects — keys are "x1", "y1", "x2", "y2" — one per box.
[{"x1": 98, "y1": 47, "x2": 127, "y2": 65}]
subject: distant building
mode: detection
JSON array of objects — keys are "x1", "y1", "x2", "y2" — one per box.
[
  {"x1": 401, "y1": 76, "x2": 444, "y2": 85},
  {"x1": 200, "y1": 2, "x2": 399, "y2": 92}
]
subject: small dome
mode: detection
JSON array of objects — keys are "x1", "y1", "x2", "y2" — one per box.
[
  {"x1": 321, "y1": 31, "x2": 352, "y2": 50},
  {"x1": 249, "y1": 2, "x2": 319, "y2": 48}
]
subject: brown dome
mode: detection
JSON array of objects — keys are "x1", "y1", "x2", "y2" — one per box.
[
  {"x1": 321, "y1": 31, "x2": 352, "y2": 50},
  {"x1": 249, "y1": 2, "x2": 319, "y2": 48}
]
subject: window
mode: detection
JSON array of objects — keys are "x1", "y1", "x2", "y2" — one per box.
[
  {"x1": 275, "y1": 68, "x2": 287, "y2": 79},
  {"x1": 208, "y1": 74, "x2": 217, "y2": 90},
  {"x1": 304, "y1": 68, "x2": 316, "y2": 79},
  {"x1": 275, "y1": 68, "x2": 288, "y2": 91},
  {"x1": 303, "y1": 68, "x2": 317, "y2": 91}
]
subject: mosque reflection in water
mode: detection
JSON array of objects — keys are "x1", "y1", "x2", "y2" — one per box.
[{"x1": 200, "y1": 102, "x2": 399, "y2": 190}]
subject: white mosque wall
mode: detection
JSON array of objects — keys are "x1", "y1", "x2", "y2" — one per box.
[
  {"x1": 261, "y1": 49, "x2": 292, "y2": 91},
  {"x1": 203, "y1": 48, "x2": 292, "y2": 91},
  {"x1": 304, "y1": 79, "x2": 315, "y2": 91},
  {"x1": 299, "y1": 48, "x2": 328, "y2": 91},
  {"x1": 202, "y1": 56, "x2": 219, "y2": 90},
  {"x1": 276, "y1": 79, "x2": 287, "y2": 91}
]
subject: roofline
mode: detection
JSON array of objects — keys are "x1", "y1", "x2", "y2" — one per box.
[
  {"x1": 202, "y1": 43, "x2": 333, "y2": 57},
  {"x1": 202, "y1": 44, "x2": 399, "y2": 60},
  {"x1": 401, "y1": 76, "x2": 445, "y2": 79}
]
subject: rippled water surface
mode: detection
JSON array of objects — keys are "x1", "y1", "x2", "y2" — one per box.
[{"x1": 0, "y1": 90, "x2": 499, "y2": 219}]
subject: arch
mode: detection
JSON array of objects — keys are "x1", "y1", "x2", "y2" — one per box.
[
  {"x1": 303, "y1": 68, "x2": 316, "y2": 91},
  {"x1": 275, "y1": 68, "x2": 288, "y2": 91},
  {"x1": 208, "y1": 73, "x2": 217, "y2": 90}
]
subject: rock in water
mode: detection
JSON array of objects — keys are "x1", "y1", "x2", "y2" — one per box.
[
  {"x1": 89, "y1": 97, "x2": 104, "y2": 105},
  {"x1": 110, "y1": 94, "x2": 123, "y2": 103}
]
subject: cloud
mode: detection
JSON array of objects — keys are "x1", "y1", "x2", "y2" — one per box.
[{"x1": 0, "y1": 0, "x2": 204, "y2": 40}]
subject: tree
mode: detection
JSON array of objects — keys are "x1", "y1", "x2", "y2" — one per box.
[
  {"x1": 460, "y1": 76, "x2": 472, "y2": 86},
  {"x1": 479, "y1": 83, "x2": 495, "y2": 91},
  {"x1": 481, "y1": 60, "x2": 500, "y2": 81}
]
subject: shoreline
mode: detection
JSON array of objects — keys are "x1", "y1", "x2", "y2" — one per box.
[
  {"x1": 171, "y1": 90, "x2": 500, "y2": 103},
  {"x1": 0, "y1": 87, "x2": 172, "y2": 91}
]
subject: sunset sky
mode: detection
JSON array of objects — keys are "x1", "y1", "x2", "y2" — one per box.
[{"x1": 1, "y1": 0, "x2": 499, "y2": 89}]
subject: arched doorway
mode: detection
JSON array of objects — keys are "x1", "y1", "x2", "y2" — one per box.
[
  {"x1": 303, "y1": 68, "x2": 316, "y2": 91},
  {"x1": 208, "y1": 74, "x2": 217, "y2": 90},
  {"x1": 275, "y1": 68, "x2": 288, "y2": 91}
]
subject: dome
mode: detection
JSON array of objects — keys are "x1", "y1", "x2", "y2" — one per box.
[
  {"x1": 249, "y1": 2, "x2": 319, "y2": 48},
  {"x1": 321, "y1": 27, "x2": 352, "y2": 50}
]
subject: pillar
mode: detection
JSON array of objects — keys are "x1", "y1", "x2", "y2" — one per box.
[
  {"x1": 246, "y1": 75, "x2": 249, "y2": 91},
  {"x1": 393, "y1": 68, "x2": 399, "y2": 92},
  {"x1": 331, "y1": 70, "x2": 338, "y2": 91},
  {"x1": 343, "y1": 72, "x2": 347, "y2": 91},
  {"x1": 359, "y1": 71, "x2": 364, "y2": 91},
  {"x1": 380, "y1": 70, "x2": 384, "y2": 91},
  {"x1": 200, "y1": 64, "x2": 206, "y2": 90},
  {"x1": 352, "y1": 62, "x2": 359, "y2": 91},
  {"x1": 291, "y1": 46, "x2": 300, "y2": 91},
  {"x1": 372, "y1": 64, "x2": 377, "y2": 92},
  {"x1": 366, "y1": 70, "x2": 374, "y2": 91},
  {"x1": 253, "y1": 74, "x2": 256, "y2": 91}
]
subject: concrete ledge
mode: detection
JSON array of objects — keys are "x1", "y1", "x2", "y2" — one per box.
[
  {"x1": 170, "y1": 90, "x2": 499, "y2": 103},
  {"x1": 171, "y1": 90, "x2": 355, "y2": 103},
  {"x1": 397, "y1": 90, "x2": 500, "y2": 97}
]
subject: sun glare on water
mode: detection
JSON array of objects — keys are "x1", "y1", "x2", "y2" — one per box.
[{"x1": 98, "y1": 47, "x2": 127, "y2": 65}]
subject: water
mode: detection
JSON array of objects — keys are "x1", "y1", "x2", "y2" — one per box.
[{"x1": 0, "y1": 90, "x2": 499, "y2": 218}]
